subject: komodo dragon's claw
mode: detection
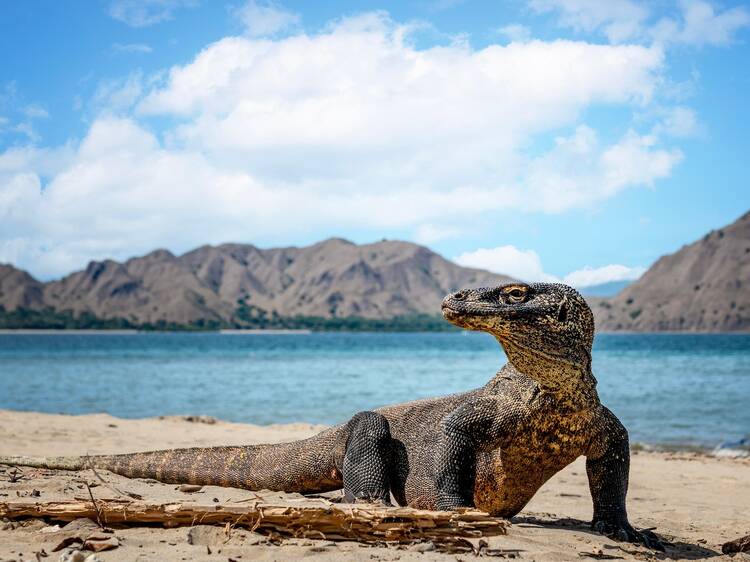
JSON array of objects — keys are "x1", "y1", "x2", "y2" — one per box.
[{"x1": 592, "y1": 519, "x2": 666, "y2": 552}]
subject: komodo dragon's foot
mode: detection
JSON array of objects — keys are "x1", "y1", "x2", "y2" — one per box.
[{"x1": 592, "y1": 518, "x2": 665, "y2": 551}]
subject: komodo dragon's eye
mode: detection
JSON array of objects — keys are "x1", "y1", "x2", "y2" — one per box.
[{"x1": 503, "y1": 287, "x2": 527, "y2": 303}]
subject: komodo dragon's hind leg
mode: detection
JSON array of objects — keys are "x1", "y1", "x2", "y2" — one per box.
[{"x1": 341, "y1": 411, "x2": 393, "y2": 505}]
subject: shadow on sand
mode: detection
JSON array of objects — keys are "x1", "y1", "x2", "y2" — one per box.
[{"x1": 513, "y1": 515, "x2": 721, "y2": 560}]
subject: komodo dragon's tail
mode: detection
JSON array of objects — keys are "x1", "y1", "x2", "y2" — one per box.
[{"x1": 0, "y1": 426, "x2": 348, "y2": 493}]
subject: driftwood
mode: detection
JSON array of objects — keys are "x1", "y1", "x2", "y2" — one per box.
[
  {"x1": 723, "y1": 533, "x2": 750, "y2": 554},
  {"x1": 0, "y1": 496, "x2": 508, "y2": 545}
]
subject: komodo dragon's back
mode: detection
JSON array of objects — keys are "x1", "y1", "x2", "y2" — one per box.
[{"x1": 0, "y1": 282, "x2": 663, "y2": 550}]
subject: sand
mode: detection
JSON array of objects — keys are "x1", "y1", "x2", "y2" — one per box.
[{"x1": 0, "y1": 409, "x2": 748, "y2": 561}]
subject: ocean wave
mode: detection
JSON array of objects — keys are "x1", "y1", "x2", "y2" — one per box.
[
  {"x1": 713, "y1": 436, "x2": 750, "y2": 458},
  {"x1": 631, "y1": 436, "x2": 750, "y2": 458}
]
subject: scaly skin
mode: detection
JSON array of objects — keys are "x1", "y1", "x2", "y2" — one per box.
[{"x1": 0, "y1": 283, "x2": 663, "y2": 550}]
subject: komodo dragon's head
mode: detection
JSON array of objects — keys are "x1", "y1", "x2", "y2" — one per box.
[{"x1": 441, "y1": 283, "x2": 595, "y2": 390}]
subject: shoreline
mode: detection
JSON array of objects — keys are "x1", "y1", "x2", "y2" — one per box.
[{"x1": 1, "y1": 409, "x2": 748, "y2": 560}]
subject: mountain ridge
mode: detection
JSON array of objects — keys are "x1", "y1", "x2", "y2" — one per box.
[
  {"x1": 3, "y1": 210, "x2": 749, "y2": 332},
  {"x1": 0, "y1": 238, "x2": 514, "y2": 327}
]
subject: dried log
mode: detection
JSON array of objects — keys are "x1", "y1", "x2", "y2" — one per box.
[{"x1": 0, "y1": 497, "x2": 508, "y2": 544}]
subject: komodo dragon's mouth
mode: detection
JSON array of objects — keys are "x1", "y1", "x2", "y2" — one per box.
[
  {"x1": 441, "y1": 303, "x2": 478, "y2": 323},
  {"x1": 440, "y1": 304, "x2": 460, "y2": 319}
]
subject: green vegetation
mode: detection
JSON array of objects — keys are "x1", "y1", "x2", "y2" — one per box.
[
  {"x1": 0, "y1": 305, "x2": 458, "y2": 332},
  {"x1": 0, "y1": 306, "x2": 222, "y2": 331},
  {"x1": 0, "y1": 306, "x2": 136, "y2": 330}
]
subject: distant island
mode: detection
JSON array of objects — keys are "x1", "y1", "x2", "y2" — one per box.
[{"x1": 1, "y1": 211, "x2": 748, "y2": 332}]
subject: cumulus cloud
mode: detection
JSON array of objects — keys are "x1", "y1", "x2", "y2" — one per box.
[
  {"x1": 455, "y1": 246, "x2": 556, "y2": 282},
  {"x1": 107, "y1": 0, "x2": 197, "y2": 27},
  {"x1": 1, "y1": 13, "x2": 685, "y2": 278},
  {"x1": 454, "y1": 245, "x2": 644, "y2": 287},
  {"x1": 523, "y1": 126, "x2": 681, "y2": 212},
  {"x1": 233, "y1": 0, "x2": 300, "y2": 37},
  {"x1": 532, "y1": 0, "x2": 750, "y2": 46},
  {"x1": 563, "y1": 264, "x2": 645, "y2": 286}
]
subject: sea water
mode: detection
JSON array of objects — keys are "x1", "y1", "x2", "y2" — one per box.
[{"x1": 0, "y1": 332, "x2": 747, "y2": 450}]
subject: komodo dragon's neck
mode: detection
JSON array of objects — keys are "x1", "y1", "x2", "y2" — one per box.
[{"x1": 498, "y1": 337, "x2": 600, "y2": 409}]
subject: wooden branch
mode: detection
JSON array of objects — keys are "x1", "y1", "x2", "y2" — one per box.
[{"x1": 0, "y1": 497, "x2": 508, "y2": 544}]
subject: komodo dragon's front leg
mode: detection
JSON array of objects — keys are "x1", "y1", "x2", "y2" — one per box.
[
  {"x1": 586, "y1": 408, "x2": 664, "y2": 551},
  {"x1": 434, "y1": 396, "x2": 523, "y2": 510},
  {"x1": 341, "y1": 411, "x2": 393, "y2": 504}
]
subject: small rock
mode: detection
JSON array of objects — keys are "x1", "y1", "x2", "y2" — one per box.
[
  {"x1": 409, "y1": 541, "x2": 436, "y2": 552},
  {"x1": 58, "y1": 550, "x2": 86, "y2": 562},
  {"x1": 83, "y1": 536, "x2": 119, "y2": 552},
  {"x1": 187, "y1": 525, "x2": 225, "y2": 546},
  {"x1": 176, "y1": 484, "x2": 203, "y2": 493}
]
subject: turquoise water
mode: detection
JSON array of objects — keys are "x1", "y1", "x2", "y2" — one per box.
[{"x1": 0, "y1": 332, "x2": 748, "y2": 449}]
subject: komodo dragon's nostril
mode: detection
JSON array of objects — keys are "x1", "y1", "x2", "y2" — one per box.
[{"x1": 453, "y1": 291, "x2": 466, "y2": 300}]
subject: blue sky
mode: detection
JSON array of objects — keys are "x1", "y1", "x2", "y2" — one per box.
[{"x1": 1, "y1": 0, "x2": 749, "y2": 286}]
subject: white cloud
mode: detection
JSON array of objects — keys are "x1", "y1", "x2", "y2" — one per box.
[
  {"x1": 1, "y1": 13, "x2": 685, "y2": 278},
  {"x1": 113, "y1": 43, "x2": 154, "y2": 54},
  {"x1": 454, "y1": 246, "x2": 557, "y2": 282},
  {"x1": 523, "y1": 126, "x2": 681, "y2": 212},
  {"x1": 496, "y1": 24, "x2": 532, "y2": 42},
  {"x1": 563, "y1": 264, "x2": 645, "y2": 286},
  {"x1": 532, "y1": 0, "x2": 750, "y2": 46},
  {"x1": 454, "y1": 245, "x2": 644, "y2": 287},
  {"x1": 652, "y1": 0, "x2": 750, "y2": 46},
  {"x1": 233, "y1": 0, "x2": 300, "y2": 37},
  {"x1": 107, "y1": 0, "x2": 197, "y2": 27},
  {"x1": 652, "y1": 105, "x2": 699, "y2": 137},
  {"x1": 530, "y1": 0, "x2": 649, "y2": 42},
  {"x1": 23, "y1": 105, "x2": 49, "y2": 119},
  {"x1": 93, "y1": 72, "x2": 145, "y2": 112}
]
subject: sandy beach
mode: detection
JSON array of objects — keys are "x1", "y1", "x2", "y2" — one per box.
[{"x1": 0, "y1": 409, "x2": 748, "y2": 561}]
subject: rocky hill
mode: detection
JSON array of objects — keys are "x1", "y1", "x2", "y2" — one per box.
[
  {"x1": 593, "y1": 211, "x2": 750, "y2": 332},
  {"x1": 0, "y1": 239, "x2": 513, "y2": 327}
]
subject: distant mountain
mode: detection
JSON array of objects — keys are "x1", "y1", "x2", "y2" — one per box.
[
  {"x1": 593, "y1": 211, "x2": 750, "y2": 332},
  {"x1": 0, "y1": 239, "x2": 514, "y2": 328},
  {"x1": 579, "y1": 280, "x2": 633, "y2": 297}
]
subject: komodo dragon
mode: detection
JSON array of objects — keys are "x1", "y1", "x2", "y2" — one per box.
[{"x1": 1, "y1": 283, "x2": 662, "y2": 549}]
